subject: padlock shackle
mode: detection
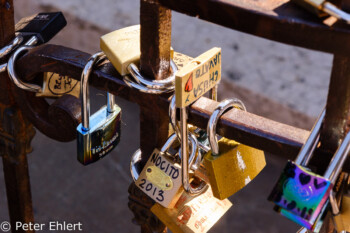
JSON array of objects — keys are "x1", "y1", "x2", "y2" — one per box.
[
  {"x1": 294, "y1": 108, "x2": 325, "y2": 166},
  {"x1": 127, "y1": 60, "x2": 178, "y2": 90},
  {"x1": 180, "y1": 107, "x2": 208, "y2": 195},
  {"x1": 81, "y1": 52, "x2": 111, "y2": 131},
  {"x1": 130, "y1": 149, "x2": 142, "y2": 181},
  {"x1": 207, "y1": 98, "x2": 246, "y2": 156},
  {"x1": 7, "y1": 45, "x2": 43, "y2": 93},
  {"x1": 323, "y1": 2, "x2": 350, "y2": 24},
  {"x1": 324, "y1": 130, "x2": 350, "y2": 182},
  {"x1": 0, "y1": 35, "x2": 23, "y2": 59}
]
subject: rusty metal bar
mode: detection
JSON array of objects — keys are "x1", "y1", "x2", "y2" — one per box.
[
  {"x1": 158, "y1": 0, "x2": 350, "y2": 56},
  {"x1": 128, "y1": 1, "x2": 172, "y2": 232},
  {"x1": 14, "y1": 45, "x2": 313, "y2": 160},
  {"x1": 305, "y1": 55, "x2": 350, "y2": 175},
  {"x1": 138, "y1": 0, "x2": 172, "y2": 167},
  {"x1": 0, "y1": 0, "x2": 35, "y2": 232}
]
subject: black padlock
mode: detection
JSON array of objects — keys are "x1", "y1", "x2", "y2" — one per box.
[
  {"x1": 0, "y1": 12, "x2": 66, "y2": 60},
  {"x1": 15, "y1": 12, "x2": 67, "y2": 46},
  {"x1": 5, "y1": 12, "x2": 67, "y2": 92}
]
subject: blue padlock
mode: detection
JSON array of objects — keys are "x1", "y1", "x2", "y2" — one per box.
[{"x1": 77, "y1": 52, "x2": 121, "y2": 165}]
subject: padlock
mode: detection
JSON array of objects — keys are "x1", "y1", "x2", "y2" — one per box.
[
  {"x1": 174, "y1": 48, "x2": 222, "y2": 196},
  {"x1": 36, "y1": 72, "x2": 80, "y2": 98},
  {"x1": 203, "y1": 99, "x2": 266, "y2": 200},
  {"x1": 4, "y1": 12, "x2": 67, "y2": 91},
  {"x1": 291, "y1": 0, "x2": 350, "y2": 23},
  {"x1": 151, "y1": 185, "x2": 232, "y2": 233},
  {"x1": 135, "y1": 133, "x2": 199, "y2": 208},
  {"x1": 76, "y1": 52, "x2": 121, "y2": 165},
  {"x1": 269, "y1": 107, "x2": 350, "y2": 230},
  {"x1": 1, "y1": 12, "x2": 66, "y2": 61},
  {"x1": 101, "y1": 25, "x2": 180, "y2": 94},
  {"x1": 175, "y1": 47, "x2": 221, "y2": 108},
  {"x1": 100, "y1": 25, "x2": 174, "y2": 76},
  {"x1": 15, "y1": 12, "x2": 67, "y2": 46}
]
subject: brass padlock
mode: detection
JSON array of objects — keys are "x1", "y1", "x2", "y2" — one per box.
[
  {"x1": 135, "y1": 133, "x2": 199, "y2": 208},
  {"x1": 151, "y1": 185, "x2": 232, "y2": 233},
  {"x1": 203, "y1": 99, "x2": 266, "y2": 200},
  {"x1": 36, "y1": 72, "x2": 80, "y2": 98}
]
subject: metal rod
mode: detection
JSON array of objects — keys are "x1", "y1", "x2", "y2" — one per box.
[
  {"x1": 107, "y1": 93, "x2": 115, "y2": 114},
  {"x1": 325, "y1": 130, "x2": 350, "y2": 182},
  {"x1": 180, "y1": 107, "x2": 190, "y2": 193},
  {"x1": 295, "y1": 108, "x2": 325, "y2": 166}
]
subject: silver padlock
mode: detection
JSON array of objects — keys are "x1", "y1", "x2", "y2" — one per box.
[{"x1": 76, "y1": 52, "x2": 121, "y2": 165}]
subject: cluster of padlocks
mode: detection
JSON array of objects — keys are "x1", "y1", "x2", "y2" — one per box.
[{"x1": 0, "y1": 9, "x2": 349, "y2": 233}]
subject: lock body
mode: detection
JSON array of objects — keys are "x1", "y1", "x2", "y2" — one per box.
[
  {"x1": 36, "y1": 72, "x2": 80, "y2": 98},
  {"x1": 268, "y1": 161, "x2": 333, "y2": 229},
  {"x1": 15, "y1": 12, "x2": 67, "y2": 44},
  {"x1": 100, "y1": 25, "x2": 174, "y2": 76},
  {"x1": 77, "y1": 105, "x2": 121, "y2": 165},
  {"x1": 204, "y1": 138, "x2": 266, "y2": 200},
  {"x1": 151, "y1": 185, "x2": 232, "y2": 233},
  {"x1": 135, "y1": 148, "x2": 183, "y2": 208},
  {"x1": 280, "y1": 199, "x2": 329, "y2": 232}
]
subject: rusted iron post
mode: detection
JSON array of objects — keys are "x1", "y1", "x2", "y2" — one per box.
[
  {"x1": 313, "y1": 55, "x2": 350, "y2": 171},
  {"x1": 0, "y1": 1, "x2": 35, "y2": 232},
  {"x1": 128, "y1": 0, "x2": 171, "y2": 233},
  {"x1": 313, "y1": 55, "x2": 350, "y2": 232}
]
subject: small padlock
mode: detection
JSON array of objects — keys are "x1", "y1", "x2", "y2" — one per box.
[
  {"x1": 76, "y1": 52, "x2": 121, "y2": 165},
  {"x1": 203, "y1": 99, "x2": 266, "y2": 200},
  {"x1": 36, "y1": 72, "x2": 80, "y2": 98},
  {"x1": 135, "y1": 133, "x2": 199, "y2": 208},
  {"x1": 269, "y1": 108, "x2": 350, "y2": 230},
  {"x1": 151, "y1": 185, "x2": 232, "y2": 233}
]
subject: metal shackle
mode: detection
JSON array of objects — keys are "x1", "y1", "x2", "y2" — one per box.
[
  {"x1": 129, "y1": 133, "x2": 198, "y2": 182},
  {"x1": 0, "y1": 35, "x2": 23, "y2": 59},
  {"x1": 324, "y1": 128, "x2": 350, "y2": 183},
  {"x1": 130, "y1": 149, "x2": 142, "y2": 181},
  {"x1": 207, "y1": 98, "x2": 246, "y2": 156},
  {"x1": 7, "y1": 47, "x2": 43, "y2": 92},
  {"x1": 127, "y1": 60, "x2": 178, "y2": 90},
  {"x1": 81, "y1": 52, "x2": 114, "y2": 131},
  {"x1": 169, "y1": 95, "x2": 210, "y2": 153},
  {"x1": 160, "y1": 133, "x2": 198, "y2": 169},
  {"x1": 169, "y1": 95, "x2": 181, "y2": 141},
  {"x1": 294, "y1": 107, "x2": 326, "y2": 167}
]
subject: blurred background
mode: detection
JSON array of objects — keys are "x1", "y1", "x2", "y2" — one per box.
[{"x1": 0, "y1": 0, "x2": 333, "y2": 232}]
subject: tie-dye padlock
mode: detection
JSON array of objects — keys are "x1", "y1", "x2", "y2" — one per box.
[{"x1": 269, "y1": 108, "x2": 350, "y2": 231}]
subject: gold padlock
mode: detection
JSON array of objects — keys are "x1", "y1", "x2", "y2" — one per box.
[
  {"x1": 203, "y1": 99, "x2": 266, "y2": 200},
  {"x1": 36, "y1": 72, "x2": 80, "y2": 98},
  {"x1": 151, "y1": 185, "x2": 232, "y2": 233},
  {"x1": 175, "y1": 47, "x2": 221, "y2": 108}
]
